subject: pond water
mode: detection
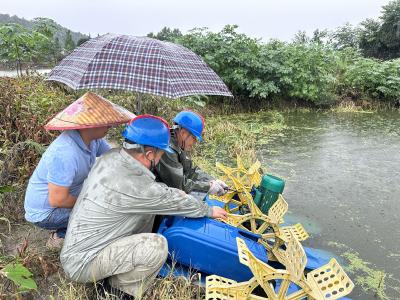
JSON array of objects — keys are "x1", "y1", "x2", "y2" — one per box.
[
  {"x1": 256, "y1": 110, "x2": 400, "y2": 299},
  {"x1": 0, "y1": 69, "x2": 51, "y2": 77}
]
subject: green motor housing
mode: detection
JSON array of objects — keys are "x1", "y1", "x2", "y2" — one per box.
[{"x1": 256, "y1": 174, "x2": 285, "y2": 214}]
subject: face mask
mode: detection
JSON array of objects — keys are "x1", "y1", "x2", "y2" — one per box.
[
  {"x1": 150, "y1": 159, "x2": 156, "y2": 173},
  {"x1": 145, "y1": 150, "x2": 157, "y2": 174},
  {"x1": 181, "y1": 130, "x2": 195, "y2": 151},
  {"x1": 181, "y1": 136, "x2": 186, "y2": 151}
]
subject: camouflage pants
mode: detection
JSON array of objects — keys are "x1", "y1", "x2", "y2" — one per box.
[{"x1": 79, "y1": 233, "x2": 168, "y2": 297}]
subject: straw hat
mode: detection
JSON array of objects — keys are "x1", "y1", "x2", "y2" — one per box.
[{"x1": 44, "y1": 92, "x2": 135, "y2": 130}]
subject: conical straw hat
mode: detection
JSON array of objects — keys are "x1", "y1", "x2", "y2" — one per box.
[{"x1": 45, "y1": 92, "x2": 135, "y2": 130}]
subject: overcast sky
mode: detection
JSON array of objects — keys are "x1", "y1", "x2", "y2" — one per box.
[{"x1": 1, "y1": 0, "x2": 392, "y2": 41}]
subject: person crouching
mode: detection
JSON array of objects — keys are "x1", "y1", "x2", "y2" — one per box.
[
  {"x1": 24, "y1": 92, "x2": 134, "y2": 249},
  {"x1": 60, "y1": 115, "x2": 227, "y2": 298}
]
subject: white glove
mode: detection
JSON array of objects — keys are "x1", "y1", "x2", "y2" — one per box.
[
  {"x1": 215, "y1": 179, "x2": 228, "y2": 190},
  {"x1": 209, "y1": 180, "x2": 226, "y2": 196}
]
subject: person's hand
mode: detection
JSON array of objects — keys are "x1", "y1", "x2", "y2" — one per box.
[
  {"x1": 216, "y1": 179, "x2": 229, "y2": 191},
  {"x1": 211, "y1": 206, "x2": 227, "y2": 220},
  {"x1": 178, "y1": 189, "x2": 187, "y2": 197},
  {"x1": 209, "y1": 180, "x2": 226, "y2": 196}
]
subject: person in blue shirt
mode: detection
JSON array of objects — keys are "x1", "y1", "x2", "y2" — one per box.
[{"x1": 24, "y1": 92, "x2": 134, "y2": 248}]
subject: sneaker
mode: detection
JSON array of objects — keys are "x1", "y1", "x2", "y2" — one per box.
[
  {"x1": 95, "y1": 279, "x2": 135, "y2": 300},
  {"x1": 46, "y1": 232, "x2": 64, "y2": 250}
]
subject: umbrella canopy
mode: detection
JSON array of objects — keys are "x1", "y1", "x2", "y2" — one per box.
[{"x1": 47, "y1": 34, "x2": 233, "y2": 99}]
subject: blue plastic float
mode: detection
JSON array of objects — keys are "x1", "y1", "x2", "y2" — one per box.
[
  {"x1": 156, "y1": 185, "x2": 352, "y2": 299},
  {"x1": 157, "y1": 197, "x2": 333, "y2": 278}
]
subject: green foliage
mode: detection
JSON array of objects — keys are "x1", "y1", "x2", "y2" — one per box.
[
  {"x1": 342, "y1": 57, "x2": 400, "y2": 101},
  {"x1": 0, "y1": 15, "x2": 87, "y2": 67},
  {"x1": 0, "y1": 23, "x2": 32, "y2": 64},
  {"x1": 32, "y1": 17, "x2": 57, "y2": 39},
  {"x1": 1, "y1": 262, "x2": 37, "y2": 292},
  {"x1": 147, "y1": 27, "x2": 183, "y2": 42},
  {"x1": 358, "y1": 18, "x2": 382, "y2": 58},
  {"x1": 179, "y1": 25, "x2": 286, "y2": 100},
  {"x1": 0, "y1": 76, "x2": 72, "y2": 146},
  {"x1": 379, "y1": 0, "x2": 400, "y2": 58},
  {"x1": 0, "y1": 23, "x2": 47, "y2": 74},
  {"x1": 184, "y1": 95, "x2": 208, "y2": 108},
  {"x1": 326, "y1": 0, "x2": 400, "y2": 59},
  {"x1": 293, "y1": 31, "x2": 310, "y2": 44},
  {"x1": 0, "y1": 22, "x2": 61, "y2": 72},
  {"x1": 280, "y1": 43, "x2": 338, "y2": 104},
  {"x1": 355, "y1": 0, "x2": 400, "y2": 59},
  {"x1": 311, "y1": 29, "x2": 330, "y2": 44},
  {"x1": 331, "y1": 23, "x2": 360, "y2": 50},
  {"x1": 77, "y1": 36, "x2": 90, "y2": 46},
  {"x1": 0, "y1": 186, "x2": 14, "y2": 194},
  {"x1": 0, "y1": 13, "x2": 88, "y2": 49},
  {"x1": 0, "y1": 186, "x2": 14, "y2": 218},
  {"x1": 176, "y1": 26, "x2": 340, "y2": 104},
  {"x1": 0, "y1": 76, "x2": 70, "y2": 223},
  {"x1": 0, "y1": 17, "x2": 79, "y2": 70},
  {"x1": 32, "y1": 17, "x2": 63, "y2": 65},
  {"x1": 64, "y1": 30, "x2": 76, "y2": 53},
  {"x1": 128, "y1": 23, "x2": 400, "y2": 105}
]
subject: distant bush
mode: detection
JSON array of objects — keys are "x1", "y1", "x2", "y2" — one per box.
[
  {"x1": 175, "y1": 25, "x2": 400, "y2": 105},
  {"x1": 179, "y1": 25, "x2": 279, "y2": 100},
  {"x1": 0, "y1": 75, "x2": 73, "y2": 148},
  {"x1": 0, "y1": 76, "x2": 71, "y2": 221},
  {"x1": 179, "y1": 26, "x2": 339, "y2": 105},
  {"x1": 341, "y1": 57, "x2": 400, "y2": 101},
  {"x1": 278, "y1": 43, "x2": 339, "y2": 105}
]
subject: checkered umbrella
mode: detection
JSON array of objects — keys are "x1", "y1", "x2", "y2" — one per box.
[{"x1": 47, "y1": 34, "x2": 233, "y2": 99}]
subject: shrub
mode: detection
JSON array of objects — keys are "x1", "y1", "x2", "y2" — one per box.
[
  {"x1": 178, "y1": 26, "x2": 342, "y2": 105},
  {"x1": 280, "y1": 43, "x2": 339, "y2": 105},
  {"x1": 0, "y1": 75, "x2": 73, "y2": 148},
  {"x1": 341, "y1": 57, "x2": 400, "y2": 102}
]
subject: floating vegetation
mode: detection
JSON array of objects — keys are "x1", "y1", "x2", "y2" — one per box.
[
  {"x1": 288, "y1": 126, "x2": 326, "y2": 132},
  {"x1": 342, "y1": 251, "x2": 388, "y2": 300},
  {"x1": 328, "y1": 241, "x2": 400, "y2": 300},
  {"x1": 193, "y1": 111, "x2": 287, "y2": 176},
  {"x1": 388, "y1": 253, "x2": 400, "y2": 258},
  {"x1": 331, "y1": 106, "x2": 374, "y2": 113},
  {"x1": 330, "y1": 101, "x2": 375, "y2": 113}
]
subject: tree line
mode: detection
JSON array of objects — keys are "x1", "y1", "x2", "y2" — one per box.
[
  {"x1": 2, "y1": 1, "x2": 400, "y2": 104},
  {"x1": 148, "y1": 0, "x2": 400, "y2": 61},
  {"x1": 0, "y1": 18, "x2": 89, "y2": 75},
  {"x1": 147, "y1": 0, "x2": 400, "y2": 105}
]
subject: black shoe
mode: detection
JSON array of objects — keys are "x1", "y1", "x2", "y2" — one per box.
[{"x1": 95, "y1": 279, "x2": 135, "y2": 300}]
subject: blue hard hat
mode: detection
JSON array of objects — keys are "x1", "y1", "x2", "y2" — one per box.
[
  {"x1": 122, "y1": 115, "x2": 174, "y2": 153},
  {"x1": 173, "y1": 110, "x2": 204, "y2": 142}
]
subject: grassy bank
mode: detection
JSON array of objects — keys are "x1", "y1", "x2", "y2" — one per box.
[
  {"x1": 0, "y1": 76, "x2": 285, "y2": 298},
  {"x1": 0, "y1": 76, "x2": 268, "y2": 298},
  {"x1": 0, "y1": 75, "x2": 397, "y2": 298}
]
